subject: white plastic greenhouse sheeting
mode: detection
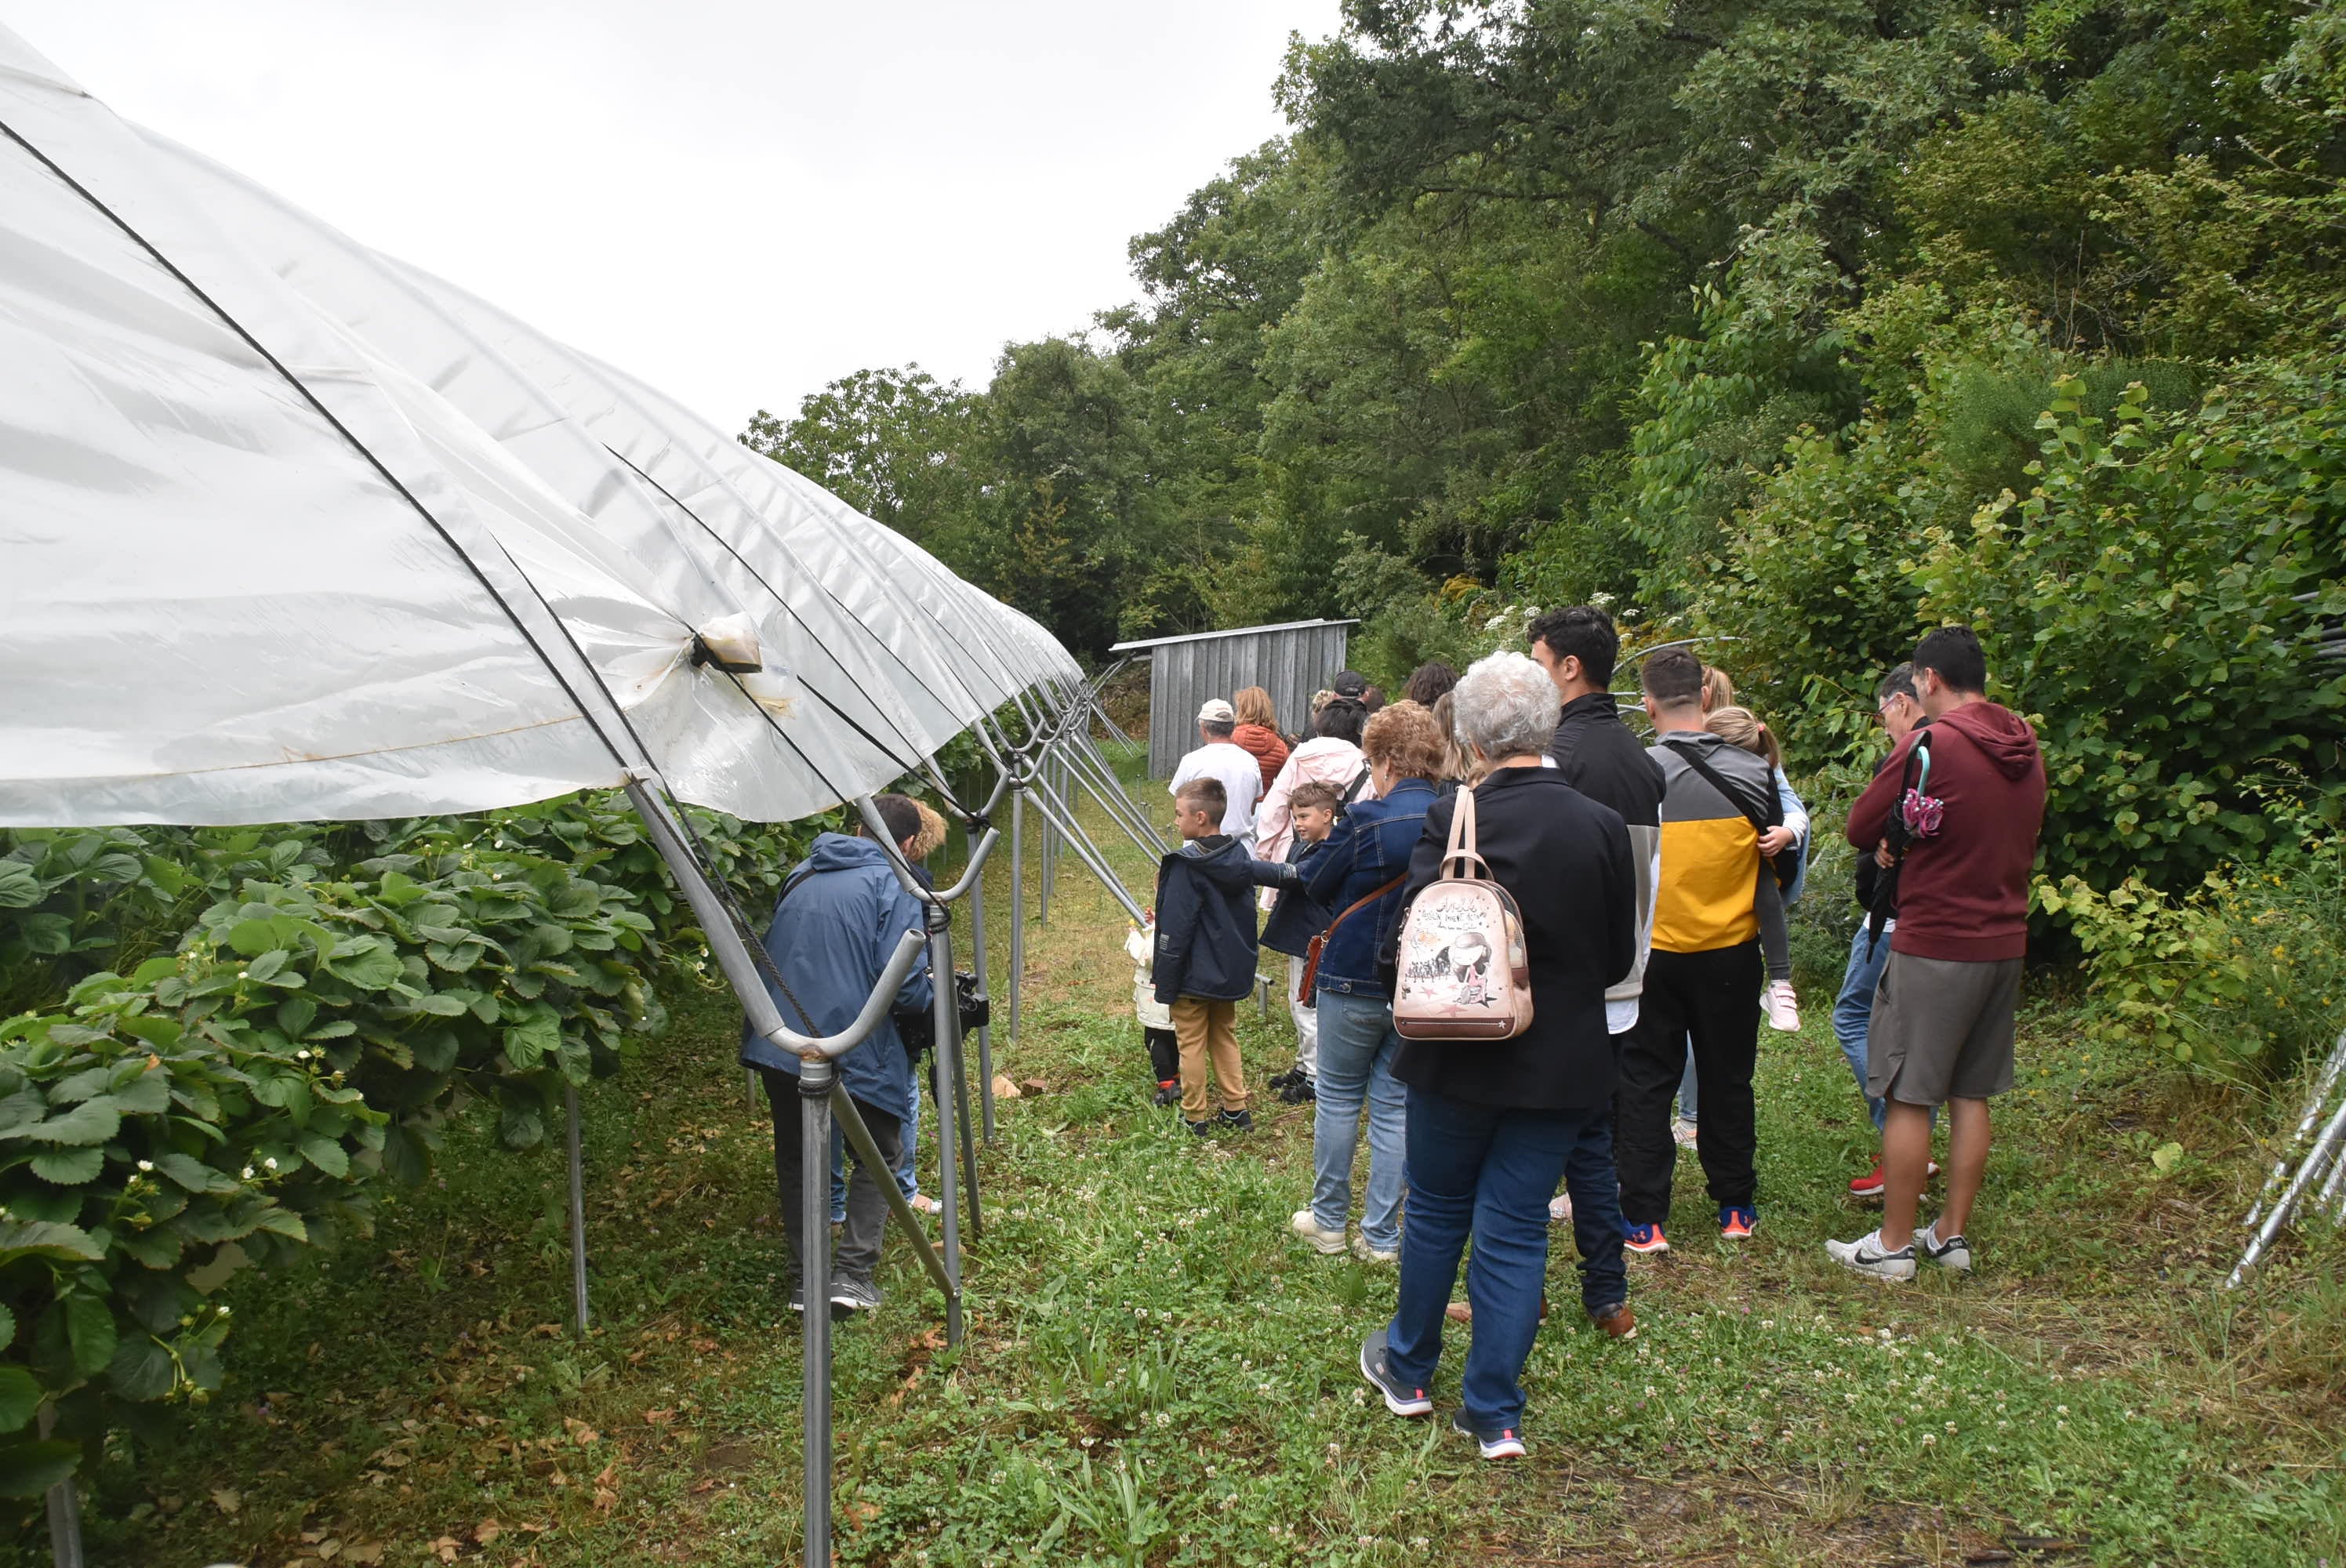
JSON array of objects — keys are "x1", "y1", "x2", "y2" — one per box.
[{"x1": 0, "y1": 27, "x2": 1080, "y2": 829}]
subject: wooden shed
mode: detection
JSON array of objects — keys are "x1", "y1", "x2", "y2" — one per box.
[{"x1": 1109, "y1": 619, "x2": 1358, "y2": 779}]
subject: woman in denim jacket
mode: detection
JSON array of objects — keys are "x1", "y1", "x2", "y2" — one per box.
[{"x1": 1290, "y1": 701, "x2": 1445, "y2": 1262}]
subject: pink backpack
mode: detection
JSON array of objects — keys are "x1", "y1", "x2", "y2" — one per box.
[{"x1": 1391, "y1": 783, "x2": 1534, "y2": 1040}]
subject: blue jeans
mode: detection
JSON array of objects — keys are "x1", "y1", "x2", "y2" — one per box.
[
  {"x1": 1386, "y1": 1087, "x2": 1620, "y2": 1432},
  {"x1": 1832, "y1": 922, "x2": 1895, "y2": 1132},
  {"x1": 1559, "y1": 1113, "x2": 1630, "y2": 1313},
  {"x1": 1311, "y1": 991, "x2": 1407, "y2": 1251},
  {"x1": 1677, "y1": 1042, "x2": 1698, "y2": 1123}
]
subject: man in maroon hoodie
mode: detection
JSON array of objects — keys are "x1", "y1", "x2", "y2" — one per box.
[{"x1": 1826, "y1": 626, "x2": 2046, "y2": 1281}]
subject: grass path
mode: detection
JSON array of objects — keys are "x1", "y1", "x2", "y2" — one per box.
[{"x1": 63, "y1": 751, "x2": 2346, "y2": 1566}]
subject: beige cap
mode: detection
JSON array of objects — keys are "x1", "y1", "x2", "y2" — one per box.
[{"x1": 1197, "y1": 698, "x2": 1237, "y2": 724}]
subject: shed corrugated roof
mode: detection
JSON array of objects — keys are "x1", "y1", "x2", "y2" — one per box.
[{"x1": 1109, "y1": 618, "x2": 1360, "y2": 654}]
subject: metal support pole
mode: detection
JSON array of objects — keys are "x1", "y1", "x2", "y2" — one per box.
[
  {"x1": 831, "y1": 1083, "x2": 957, "y2": 1301},
  {"x1": 797, "y1": 1062, "x2": 834, "y2": 1563},
  {"x1": 565, "y1": 1084, "x2": 590, "y2": 1337},
  {"x1": 968, "y1": 839, "x2": 997, "y2": 1142},
  {"x1": 924, "y1": 906, "x2": 967, "y2": 1343},
  {"x1": 2229, "y1": 1091, "x2": 2346, "y2": 1287},
  {"x1": 39, "y1": 1405, "x2": 81, "y2": 1568},
  {"x1": 1008, "y1": 784, "x2": 1025, "y2": 1044},
  {"x1": 2245, "y1": 1031, "x2": 2346, "y2": 1228},
  {"x1": 952, "y1": 1014, "x2": 982, "y2": 1240},
  {"x1": 1038, "y1": 757, "x2": 1055, "y2": 924},
  {"x1": 1022, "y1": 766, "x2": 1150, "y2": 924},
  {"x1": 1070, "y1": 729, "x2": 1164, "y2": 853}
]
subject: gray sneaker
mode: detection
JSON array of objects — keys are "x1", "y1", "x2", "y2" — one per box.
[
  {"x1": 1918, "y1": 1221, "x2": 1972, "y2": 1272},
  {"x1": 828, "y1": 1274, "x2": 881, "y2": 1318},
  {"x1": 1358, "y1": 1327, "x2": 1433, "y2": 1417},
  {"x1": 1825, "y1": 1229, "x2": 1917, "y2": 1282}
]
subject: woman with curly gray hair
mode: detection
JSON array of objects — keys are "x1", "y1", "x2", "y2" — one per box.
[{"x1": 1356, "y1": 652, "x2": 1640, "y2": 1461}]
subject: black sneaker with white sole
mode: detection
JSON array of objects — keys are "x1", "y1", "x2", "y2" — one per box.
[
  {"x1": 1917, "y1": 1221, "x2": 1973, "y2": 1272},
  {"x1": 1451, "y1": 1410, "x2": 1526, "y2": 1460},
  {"x1": 827, "y1": 1274, "x2": 881, "y2": 1318},
  {"x1": 1357, "y1": 1327, "x2": 1433, "y2": 1417}
]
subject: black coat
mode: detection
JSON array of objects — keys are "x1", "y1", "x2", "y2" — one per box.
[
  {"x1": 1260, "y1": 836, "x2": 1333, "y2": 960},
  {"x1": 1389, "y1": 766, "x2": 1637, "y2": 1111},
  {"x1": 1546, "y1": 692, "x2": 1664, "y2": 829},
  {"x1": 1151, "y1": 837, "x2": 1296, "y2": 1005}
]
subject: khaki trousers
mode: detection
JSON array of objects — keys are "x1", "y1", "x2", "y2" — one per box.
[{"x1": 1171, "y1": 996, "x2": 1246, "y2": 1119}]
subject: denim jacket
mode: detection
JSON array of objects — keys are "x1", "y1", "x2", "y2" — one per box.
[{"x1": 1298, "y1": 777, "x2": 1436, "y2": 1000}]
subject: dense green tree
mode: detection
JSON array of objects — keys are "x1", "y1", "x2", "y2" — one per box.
[{"x1": 735, "y1": 0, "x2": 2345, "y2": 895}]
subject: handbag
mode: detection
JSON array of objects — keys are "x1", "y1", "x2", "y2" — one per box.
[
  {"x1": 1297, "y1": 875, "x2": 1404, "y2": 1002},
  {"x1": 1390, "y1": 783, "x2": 1534, "y2": 1040}
]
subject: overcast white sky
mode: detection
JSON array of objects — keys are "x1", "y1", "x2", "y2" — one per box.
[{"x1": 2, "y1": 1, "x2": 1342, "y2": 433}]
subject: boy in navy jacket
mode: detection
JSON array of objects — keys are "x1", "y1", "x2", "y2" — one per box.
[{"x1": 1153, "y1": 777, "x2": 1301, "y2": 1134}]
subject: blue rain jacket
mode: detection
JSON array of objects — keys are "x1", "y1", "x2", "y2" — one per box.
[{"x1": 739, "y1": 833, "x2": 933, "y2": 1113}]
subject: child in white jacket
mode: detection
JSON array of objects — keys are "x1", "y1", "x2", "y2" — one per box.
[{"x1": 1126, "y1": 919, "x2": 1180, "y2": 1105}]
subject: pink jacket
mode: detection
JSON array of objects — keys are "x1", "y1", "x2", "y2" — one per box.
[{"x1": 1254, "y1": 738, "x2": 1375, "y2": 862}]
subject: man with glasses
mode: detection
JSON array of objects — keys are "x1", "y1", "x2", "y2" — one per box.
[{"x1": 1836, "y1": 663, "x2": 1925, "y2": 1198}]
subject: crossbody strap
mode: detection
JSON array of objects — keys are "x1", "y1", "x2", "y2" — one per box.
[
  {"x1": 1659, "y1": 738, "x2": 1781, "y2": 838},
  {"x1": 1296, "y1": 873, "x2": 1404, "y2": 1002}
]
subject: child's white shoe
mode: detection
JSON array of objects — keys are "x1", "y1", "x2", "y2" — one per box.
[{"x1": 1764, "y1": 979, "x2": 1800, "y2": 1033}]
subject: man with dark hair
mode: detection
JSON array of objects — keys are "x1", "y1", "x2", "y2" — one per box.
[
  {"x1": 1529, "y1": 607, "x2": 1665, "y2": 1232},
  {"x1": 1836, "y1": 662, "x2": 1927, "y2": 1197},
  {"x1": 742, "y1": 792, "x2": 932, "y2": 1317},
  {"x1": 1829, "y1": 626, "x2": 2045, "y2": 1280},
  {"x1": 1614, "y1": 645, "x2": 1778, "y2": 1252}
]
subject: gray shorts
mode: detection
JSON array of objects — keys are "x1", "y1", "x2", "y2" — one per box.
[{"x1": 1865, "y1": 949, "x2": 2021, "y2": 1106}]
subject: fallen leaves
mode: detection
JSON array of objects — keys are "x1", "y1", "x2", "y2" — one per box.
[
  {"x1": 561, "y1": 1415, "x2": 601, "y2": 1445},
  {"x1": 990, "y1": 1074, "x2": 1022, "y2": 1100},
  {"x1": 210, "y1": 1487, "x2": 242, "y2": 1516}
]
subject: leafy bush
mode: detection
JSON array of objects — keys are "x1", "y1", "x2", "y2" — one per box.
[
  {"x1": 2042, "y1": 823, "x2": 2346, "y2": 1077},
  {"x1": 1914, "y1": 364, "x2": 2346, "y2": 898},
  {"x1": 0, "y1": 792, "x2": 813, "y2": 1503},
  {"x1": 0, "y1": 969, "x2": 380, "y2": 1499}
]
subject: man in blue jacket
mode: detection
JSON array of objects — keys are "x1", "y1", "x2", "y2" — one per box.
[{"x1": 741, "y1": 793, "x2": 932, "y2": 1317}]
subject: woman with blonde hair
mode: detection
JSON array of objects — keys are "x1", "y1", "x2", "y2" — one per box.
[{"x1": 1230, "y1": 686, "x2": 1291, "y2": 793}]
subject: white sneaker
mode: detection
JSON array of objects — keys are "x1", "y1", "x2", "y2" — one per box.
[
  {"x1": 1351, "y1": 1234, "x2": 1400, "y2": 1265},
  {"x1": 1918, "y1": 1221, "x2": 1972, "y2": 1272},
  {"x1": 1825, "y1": 1229, "x2": 1916, "y2": 1282},
  {"x1": 1670, "y1": 1117, "x2": 1699, "y2": 1149},
  {"x1": 1290, "y1": 1209, "x2": 1348, "y2": 1255},
  {"x1": 1548, "y1": 1192, "x2": 1574, "y2": 1224},
  {"x1": 1764, "y1": 980, "x2": 1800, "y2": 1032}
]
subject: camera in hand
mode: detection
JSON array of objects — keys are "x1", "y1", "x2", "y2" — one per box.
[{"x1": 892, "y1": 971, "x2": 988, "y2": 1059}]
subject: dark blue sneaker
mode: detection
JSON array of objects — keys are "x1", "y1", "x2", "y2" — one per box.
[
  {"x1": 1622, "y1": 1221, "x2": 1669, "y2": 1254},
  {"x1": 1451, "y1": 1409, "x2": 1526, "y2": 1460},
  {"x1": 1357, "y1": 1327, "x2": 1433, "y2": 1417},
  {"x1": 1720, "y1": 1205, "x2": 1757, "y2": 1240}
]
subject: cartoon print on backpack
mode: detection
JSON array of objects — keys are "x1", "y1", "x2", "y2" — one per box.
[{"x1": 1399, "y1": 891, "x2": 1517, "y2": 1016}]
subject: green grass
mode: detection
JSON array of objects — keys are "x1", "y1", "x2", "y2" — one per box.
[{"x1": 45, "y1": 766, "x2": 2346, "y2": 1566}]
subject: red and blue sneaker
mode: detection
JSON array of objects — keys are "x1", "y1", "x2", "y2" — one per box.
[
  {"x1": 1622, "y1": 1221, "x2": 1669, "y2": 1255},
  {"x1": 1720, "y1": 1205, "x2": 1758, "y2": 1240}
]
